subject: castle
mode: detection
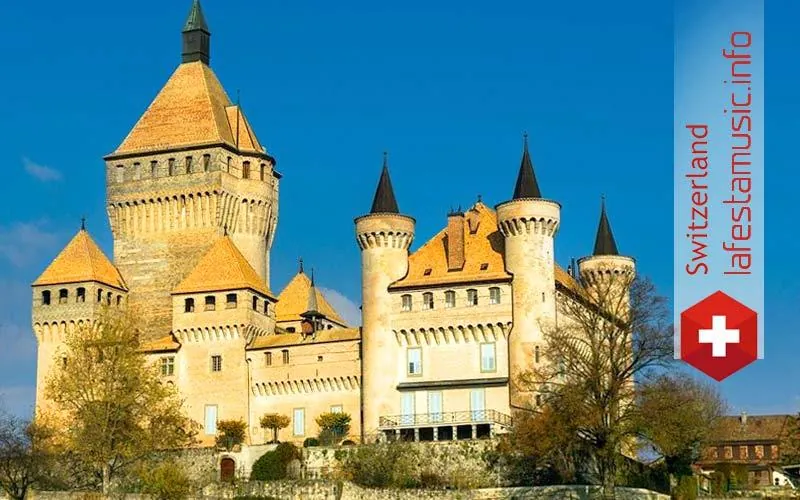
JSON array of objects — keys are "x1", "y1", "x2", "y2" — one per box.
[{"x1": 30, "y1": 1, "x2": 635, "y2": 447}]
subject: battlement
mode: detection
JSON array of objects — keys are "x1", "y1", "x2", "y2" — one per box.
[
  {"x1": 495, "y1": 198, "x2": 561, "y2": 238},
  {"x1": 355, "y1": 213, "x2": 415, "y2": 250}
]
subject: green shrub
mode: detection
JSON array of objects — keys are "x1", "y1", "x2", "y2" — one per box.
[
  {"x1": 315, "y1": 412, "x2": 351, "y2": 444},
  {"x1": 251, "y1": 442, "x2": 301, "y2": 481},
  {"x1": 672, "y1": 475, "x2": 698, "y2": 500},
  {"x1": 303, "y1": 437, "x2": 320, "y2": 448},
  {"x1": 338, "y1": 442, "x2": 422, "y2": 488},
  {"x1": 137, "y1": 460, "x2": 193, "y2": 500}
]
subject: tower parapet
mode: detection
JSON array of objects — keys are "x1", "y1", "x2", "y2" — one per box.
[
  {"x1": 496, "y1": 135, "x2": 560, "y2": 413},
  {"x1": 355, "y1": 155, "x2": 414, "y2": 439}
]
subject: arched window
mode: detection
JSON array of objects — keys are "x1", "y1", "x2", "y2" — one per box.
[
  {"x1": 185, "y1": 298, "x2": 195, "y2": 313},
  {"x1": 401, "y1": 294, "x2": 412, "y2": 312},
  {"x1": 106, "y1": 292, "x2": 112, "y2": 305},
  {"x1": 41, "y1": 290, "x2": 51, "y2": 306},
  {"x1": 226, "y1": 293, "x2": 238, "y2": 309},
  {"x1": 76, "y1": 287, "x2": 86, "y2": 303},
  {"x1": 466, "y1": 289, "x2": 478, "y2": 306},
  {"x1": 205, "y1": 296, "x2": 216, "y2": 311},
  {"x1": 58, "y1": 288, "x2": 68, "y2": 304},
  {"x1": 97, "y1": 288, "x2": 103, "y2": 303},
  {"x1": 489, "y1": 287, "x2": 501, "y2": 305},
  {"x1": 116, "y1": 295, "x2": 122, "y2": 306},
  {"x1": 445, "y1": 290, "x2": 455, "y2": 308},
  {"x1": 422, "y1": 292, "x2": 434, "y2": 310}
]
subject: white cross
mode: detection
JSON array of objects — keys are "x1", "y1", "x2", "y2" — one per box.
[{"x1": 698, "y1": 315, "x2": 740, "y2": 357}]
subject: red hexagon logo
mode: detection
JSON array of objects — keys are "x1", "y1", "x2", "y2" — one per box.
[{"x1": 680, "y1": 290, "x2": 758, "y2": 381}]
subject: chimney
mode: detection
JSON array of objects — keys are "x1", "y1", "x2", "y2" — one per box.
[
  {"x1": 447, "y1": 209, "x2": 465, "y2": 271},
  {"x1": 741, "y1": 411, "x2": 748, "y2": 425}
]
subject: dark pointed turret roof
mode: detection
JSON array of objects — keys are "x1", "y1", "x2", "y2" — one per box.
[
  {"x1": 183, "y1": 0, "x2": 209, "y2": 32},
  {"x1": 593, "y1": 198, "x2": 619, "y2": 256},
  {"x1": 512, "y1": 133, "x2": 542, "y2": 199},
  {"x1": 370, "y1": 152, "x2": 400, "y2": 214}
]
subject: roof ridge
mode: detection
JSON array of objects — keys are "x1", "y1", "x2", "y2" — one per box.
[{"x1": 201, "y1": 64, "x2": 230, "y2": 149}]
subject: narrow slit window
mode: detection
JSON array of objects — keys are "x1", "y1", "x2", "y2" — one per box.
[
  {"x1": 185, "y1": 156, "x2": 193, "y2": 174},
  {"x1": 203, "y1": 154, "x2": 211, "y2": 172}
]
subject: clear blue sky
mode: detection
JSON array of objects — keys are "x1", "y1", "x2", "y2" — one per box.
[{"x1": 0, "y1": 0, "x2": 796, "y2": 418}]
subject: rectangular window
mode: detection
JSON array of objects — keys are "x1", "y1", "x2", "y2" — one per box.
[
  {"x1": 445, "y1": 290, "x2": 455, "y2": 308},
  {"x1": 185, "y1": 156, "x2": 193, "y2": 174},
  {"x1": 470, "y1": 388, "x2": 486, "y2": 421},
  {"x1": 76, "y1": 287, "x2": 86, "y2": 303},
  {"x1": 489, "y1": 287, "x2": 501, "y2": 305},
  {"x1": 41, "y1": 291, "x2": 51, "y2": 305},
  {"x1": 184, "y1": 298, "x2": 195, "y2": 313},
  {"x1": 150, "y1": 160, "x2": 158, "y2": 177},
  {"x1": 407, "y1": 347, "x2": 422, "y2": 376},
  {"x1": 330, "y1": 405, "x2": 343, "y2": 414},
  {"x1": 205, "y1": 296, "x2": 216, "y2": 311},
  {"x1": 428, "y1": 391, "x2": 443, "y2": 422},
  {"x1": 293, "y1": 408, "x2": 305, "y2": 436},
  {"x1": 242, "y1": 161, "x2": 251, "y2": 179},
  {"x1": 467, "y1": 289, "x2": 478, "y2": 306},
  {"x1": 134, "y1": 162, "x2": 141, "y2": 179},
  {"x1": 252, "y1": 296, "x2": 258, "y2": 311},
  {"x1": 211, "y1": 355, "x2": 222, "y2": 372},
  {"x1": 168, "y1": 158, "x2": 175, "y2": 176},
  {"x1": 58, "y1": 288, "x2": 68, "y2": 304},
  {"x1": 480, "y1": 342, "x2": 496, "y2": 372},
  {"x1": 204, "y1": 405, "x2": 218, "y2": 435},
  {"x1": 203, "y1": 154, "x2": 211, "y2": 172},
  {"x1": 422, "y1": 292, "x2": 434, "y2": 310},
  {"x1": 401, "y1": 294, "x2": 412, "y2": 312},
  {"x1": 116, "y1": 164, "x2": 124, "y2": 183},
  {"x1": 282, "y1": 349, "x2": 289, "y2": 364},
  {"x1": 161, "y1": 356, "x2": 175, "y2": 376},
  {"x1": 265, "y1": 352, "x2": 272, "y2": 366},
  {"x1": 226, "y1": 293, "x2": 238, "y2": 309},
  {"x1": 400, "y1": 393, "x2": 415, "y2": 425},
  {"x1": 260, "y1": 164, "x2": 266, "y2": 181}
]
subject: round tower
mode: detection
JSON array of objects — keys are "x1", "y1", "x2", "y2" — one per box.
[
  {"x1": 496, "y1": 135, "x2": 560, "y2": 412},
  {"x1": 355, "y1": 154, "x2": 415, "y2": 441},
  {"x1": 578, "y1": 198, "x2": 636, "y2": 317}
]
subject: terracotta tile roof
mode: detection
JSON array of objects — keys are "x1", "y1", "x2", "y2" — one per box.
[
  {"x1": 224, "y1": 105, "x2": 262, "y2": 153},
  {"x1": 275, "y1": 271, "x2": 347, "y2": 325},
  {"x1": 712, "y1": 415, "x2": 792, "y2": 443},
  {"x1": 248, "y1": 327, "x2": 360, "y2": 350},
  {"x1": 33, "y1": 229, "x2": 127, "y2": 290},
  {"x1": 172, "y1": 236, "x2": 273, "y2": 297},
  {"x1": 390, "y1": 201, "x2": 578, "y2": 291},
  {"x1": 140, "y1": 334, "x2": 180, "y2": 353},
  {"x1": 112, "y1": 62, "x2": 266, "y2": 156}
]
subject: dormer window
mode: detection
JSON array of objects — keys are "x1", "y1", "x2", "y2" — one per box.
[
  {"x1": 58, "y1": 289, "x2": 68, "y2": 304},
  {"x1": 185, "y1": 156, "x2": 193, "y2": 174},
  {"x1": 41, "y1": 290, "x2": 51, "y2": 306},
  {"x1": 226, "y1": 293, "x2": 238, "y2": 309},
  {"x1": 423, "y1": 268, "x2": 432, "y2": 276},
  {"x1": 203, "y1": 154, "x2": 211, "y2": 172},
  {"x1": 184, "y1": 298, "x2": 195, "y2": 313},
  {"x1": 480, "y1": 263, "x2": 489, "y2": 271}
]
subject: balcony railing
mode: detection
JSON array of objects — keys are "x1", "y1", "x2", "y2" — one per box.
[{"x1": 379, "y1": 409, "x2": 512, "y2": 429}]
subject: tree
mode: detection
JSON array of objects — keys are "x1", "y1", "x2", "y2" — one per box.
[
  {"x1": 0, "y1": 412, "x2": 56, "y2": 500},
  {"x1": 259, "y1": 413, "x2": 290, "y2": 443},
  {"x1": 315, "y1": 412, "x2": 351, "y2": 445},
  {"x1": 524, "y1": 273, "x2": 674, "y2": 500},
  {"x1": 637, "y1": 373, "x2": 726, "y2": 488},
  {"x1": 44, "y1": 308, "x2": 198, "y2": 494},
  {"x1": 216, "y1": 419, "x2": 246, "y2": 451}
]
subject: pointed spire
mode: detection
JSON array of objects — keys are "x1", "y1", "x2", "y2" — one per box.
[
  {"x1": 80, "y1": 216, "x2": 86, "y2": 231},
  {"x1": 369, "y1": 152, "x2": 400, "y2": 214},
  {"x1": 298, "y1": 257, "x2": 304, "y2": 274},
  {"x1": 182, "y1": 0, "x2": 211, "y2": 65},
  {"x1": 512, "y1": 132, "x2": 542, "y2": 199},
  {"x1": 593, "y1": 196, "x2": 619, "y2": 256},
  {"x1": 303, "y1": 268, "x2": 322, "y2": 318}
]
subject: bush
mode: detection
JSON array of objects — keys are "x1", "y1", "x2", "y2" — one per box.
[
  {"x1": 341, "y1": 440, "x2": 356, "y2": 446},
  {"x1": 137, "y1": 460, "x2": 193, "y2": 500},
  {"x1": 338, "y1": 442, "x2": 422, "y2": 488},
  {"x1": 251, "y1": 442, "x2": 301, "y2": 481},
  {"x1": 672, "y1": 475, "x2": 698, "y2": 500},
  {"x1": 303, "y1": 437, "x2": 320, "y2": 448},
  {"x1": 315, "y1": 412, "x2": 351, "y2": 444},
  {"x1": 259, "y1": 413, "x2": 290, "y2": 443},
  {"x1": 216, "y1": 419, "x2": 246, "y2": 451}
]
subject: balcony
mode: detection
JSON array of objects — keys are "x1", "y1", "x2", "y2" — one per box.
[{"x1": 377, "y1": 410, "x2": 512, "y2": 442}]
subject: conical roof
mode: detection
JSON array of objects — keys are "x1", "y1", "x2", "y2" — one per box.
[
  {"x1": 593, "y1": 199, "x2": 619, "y2": 256},
  {"x1": 33, "y1": 229, "x2": 127, "y2": 289},
  {"x1": 512, "y1": 134, "x2": 542, "y2": 199},
  {"x1": 275, "y1": 271, "x2": 346, "y2": 325},
  {"x1": 369, "y1": 153, "x2": 400, "y2": 214}
]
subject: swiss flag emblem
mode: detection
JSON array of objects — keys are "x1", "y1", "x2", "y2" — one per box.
[{"x1": 680, "y1": 290, "x2": 758, "y2": 381}]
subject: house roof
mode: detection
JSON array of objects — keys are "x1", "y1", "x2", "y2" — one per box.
[
  {"x1": 172, "y1": 236, "x2": 273, "y2": 297},
  {"x1": 140, "y1": 334, "x2": 181, "y2": 353},
  {"x1": 389, "y1": 201, "x2": 580, "y2": 292},
  {"x1": 110, "y1": 61, "x2": 267, "y2": 157},
  {"x1": 275, "y1": 271, "x2": 346, "y2": 325},
  {"x1": 712, "y1": 414, "x2": 792, "y2": 443},
  {"x1": 33, "y1": 229, "x2": 127, "y2": 290},
  {"x1": 248, "y1": 327, "x2": 360, "y2": 350}
]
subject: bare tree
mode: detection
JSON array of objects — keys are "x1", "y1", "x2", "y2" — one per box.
[
  {"x1": 523, "y1": 273, "x2": 674, "y2": 499},
  {"x1": 0, "y1": 412, "x2": 56, "y2": 500},
  {"x1": 44, "y1": 308, "x2": 198, "y2": 494}
]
